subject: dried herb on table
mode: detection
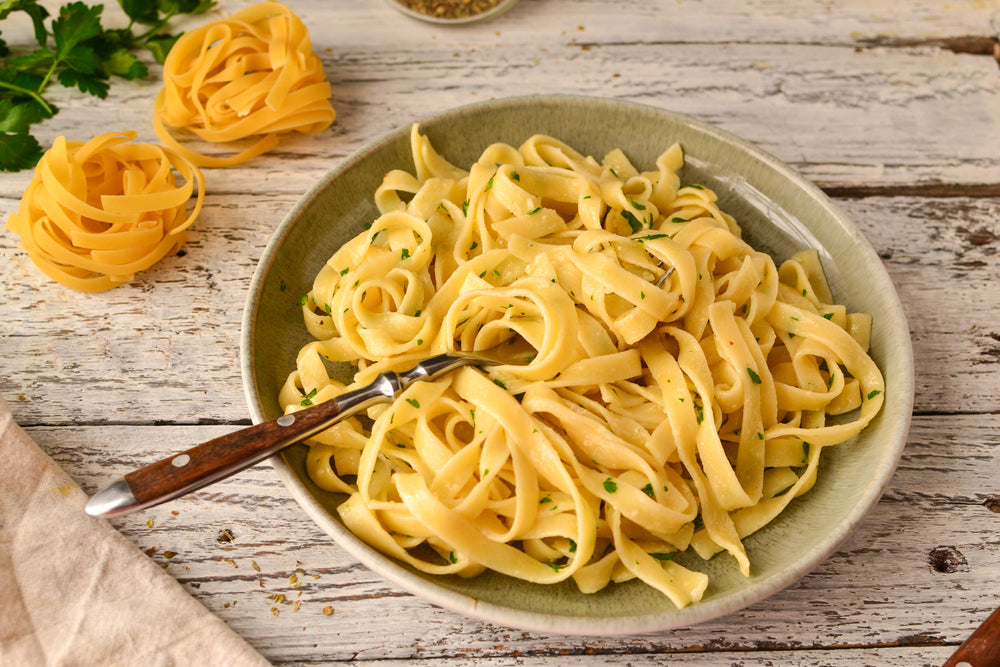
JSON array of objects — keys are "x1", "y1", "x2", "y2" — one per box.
[{"x1": 0, "y1": 0, "x2": 216, "y2": 172}]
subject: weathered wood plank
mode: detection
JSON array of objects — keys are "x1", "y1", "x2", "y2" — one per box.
[
  {"x1": 25, "y1": 413, "x2": 1000, "y2": 661},
  {"x1": 3, "y1": 1, "x2": 998, "y2": 662},
  {"x1": 4, "y1": 195, "x2": 997, "y2": 424},
  {"x1": 0, "y1": 1, "x2": 997, "y2": 199}
]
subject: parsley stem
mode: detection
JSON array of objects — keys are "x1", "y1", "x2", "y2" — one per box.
[
  {"x1": 133, "y1": 11, "x2": 179, "y2": 43},
  {"x1": 0, "y1": 79, "x2": 52, "y2": 115}
]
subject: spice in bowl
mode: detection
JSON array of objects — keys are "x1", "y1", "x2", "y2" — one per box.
[{"x1": 389, "y1": 0, "x2": 519, "y2": 24}]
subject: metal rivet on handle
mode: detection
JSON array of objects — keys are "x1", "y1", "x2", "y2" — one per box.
[
  {"x1": 171, "y1": 454, "x2": 191, "y2": 467},
  {"x1": 277, "y1": 414, "x2": 295, "y2": 427}
]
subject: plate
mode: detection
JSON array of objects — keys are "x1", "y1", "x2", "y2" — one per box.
[{"x1": 240, "y1": 95, "x2": 914, "y2": 635}]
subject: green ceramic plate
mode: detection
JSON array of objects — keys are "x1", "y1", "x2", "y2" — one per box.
[{"x1": 240, "y1": 95, "x2": 913, "y2": 635}]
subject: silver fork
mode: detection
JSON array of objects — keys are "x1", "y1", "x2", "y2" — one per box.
[{"x1": 85, "y1": 351, "x2": 508, "y2": 518}]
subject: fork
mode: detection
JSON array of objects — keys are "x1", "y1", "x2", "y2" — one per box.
[{"x1": 85, "y1": 351, "x2": 507, "y2": 518}]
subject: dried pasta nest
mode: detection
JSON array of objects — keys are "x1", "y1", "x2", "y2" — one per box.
[
  {"x1": 154, "y1": 1, "x2": 336, "y2": 167},
  {"x1": 5, "y1": 131, "x2": 205, "y2": 292}
]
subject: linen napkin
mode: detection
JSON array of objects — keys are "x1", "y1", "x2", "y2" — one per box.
[{"x1": 0, "y1": 392, "x2": 270, "y2": 667}]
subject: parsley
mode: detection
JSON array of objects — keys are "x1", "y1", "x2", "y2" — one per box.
[
  {"x1": 621, "y1": 209, "x2": 644, "y2": 234},
  {"x1": 405, "y1": 398, "x2": 420, "y2": 409},
  {"x1": 867, "y1": 389, "x2": 882, "y2": 400},
  {"x1": 747, "y1": 367, "x2": 762, "y2": 384},
  {"x1": 641, "y1": 482, "x2": 654, "y2": 498},
  {"x1": 635, "y1": 233, "x2": 668, "y2": 242},
  {"x1": 300, "y1": 388, "x2": 317, "y2": 406},
  {"x1": 650, "y1": 552, "x2": 675, "y2": 561},
  {"x1": 0, "y1": 0, "x2": 216, "y2": 171},
  {"x1": 602, "y1": 477, "x2": 617, "y2": 493}
]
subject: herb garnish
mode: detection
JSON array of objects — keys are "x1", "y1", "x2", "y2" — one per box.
[{"x1": 0, "y1": 0, "x2": 216, "y2": 171}]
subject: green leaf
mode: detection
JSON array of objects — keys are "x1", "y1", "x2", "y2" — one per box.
[
  {"x1": 0, "y1": 130, "x2": 44, "y2": 171},
  {"x1": 52, "y1": 3, "x2": 104, "y2": 60},
  {"x1": 57, "y1": 67, "x2": 109, "y2": 97},
  {"x1": 0, "y1": 96, "x2": 45, "y2": 131},
  {"x1": 7, "y1": 47, "x2": 54, "y2": 74},
  {"x1": 621, "y1": 209, "x2": 643, "y2": 234},
  {"x1": 144, "y1": 34, "x2": 179, "y2": 65},
  {"x1": 0, "y1": 0, "x2": 49, "y2": 45},
  {"x1": 63, "y1": 44, "x2": 101, "y2": 74},
  {"x1": 120, "y1": 0, "x2": 160, "y2": 25},
  {"x1": 103, "y1": 48, "x2": 148, "y2": 79}
]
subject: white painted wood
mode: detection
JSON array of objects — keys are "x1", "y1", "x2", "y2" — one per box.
[
  {"x1": 23, "y1": 413, "x2": 1000, "y2": 662},
  {"x1": 2, "y1": 0, "x2": 998, "y2": 662}
]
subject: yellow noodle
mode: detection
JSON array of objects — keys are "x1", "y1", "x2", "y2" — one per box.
[
  {"x1": 279, "y1": 126, "x2": 885, "y2": 607},
  {"x1": 154, "y1": 2, "x2": 335, "y2": 167},
  {"x1": 6, "y1": 131, "x2": 204, "y2": 292}
]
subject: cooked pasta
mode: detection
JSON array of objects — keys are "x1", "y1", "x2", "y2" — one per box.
[
  {"x1": 278, "y1": 126, "x2": 885, "y2": 607},
  {"x1": 5, "y1": 131, "x2": 204, "y2": 292},
  {"x1": 154, "y1": 2, "x2": 336, "y2": 167}
]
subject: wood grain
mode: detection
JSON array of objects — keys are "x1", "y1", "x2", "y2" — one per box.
[
  {"x1": 2, "y1": 0, "x2": 999, "y2": 662},
  {"x1": 24, "y1": 412, "x2": 1000, "y2": 662}
]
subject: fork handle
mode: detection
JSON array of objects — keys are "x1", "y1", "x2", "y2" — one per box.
[
  {"x1": 85, "y1": 374, "x2": 399, "y2": 517},
  {"x1": 943, "y1": 606, "x2": 1000, "y2": 667}
]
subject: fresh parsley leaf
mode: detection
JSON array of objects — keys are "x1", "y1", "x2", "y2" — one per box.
[
  {"x1": 0, "y1": 0, "x2": 217, "y2": 171},
  {"x1": 143, "y1": 34, "x2": 179, "y2": 65},
  {"x1": 0, "y1": 129, "x2": 42, "y2": 170}
]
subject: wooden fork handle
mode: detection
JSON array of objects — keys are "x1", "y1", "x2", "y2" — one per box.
[{"x1": 943, "y1": 606, "x2": 1000, "y2": 667}]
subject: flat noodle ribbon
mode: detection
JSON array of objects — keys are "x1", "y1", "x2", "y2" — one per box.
[
  {"x1": 154, "y1": 1, "x2": 336, "y2": 167},
  {"x1": 6, "y1": 131, "x2": 205, "y2": 292},
  {"x1": 278, "y1": 126, "x2": 886, "y2": 607}
]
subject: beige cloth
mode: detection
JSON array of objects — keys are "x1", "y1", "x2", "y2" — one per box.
[{"x1": 0, "y1": 393, "x2": 270, "y2": 667}]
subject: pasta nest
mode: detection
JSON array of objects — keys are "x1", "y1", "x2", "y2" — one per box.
[
  {"x1": 6, "y1": 131, "x2": 205, "y2": 292},
  {"x1": 154, "y1": 1, "x2": 336, "y2": 167}
]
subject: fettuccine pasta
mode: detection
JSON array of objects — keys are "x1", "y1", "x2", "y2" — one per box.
[
  {"x1": 279, "y1": 126, "x2": 885, "y2": 607},
  {"x1": 6, "y1": 131, "x2": 204, "y2": 292},
  {"x1": 154, "y1": 2, "x2": 336, "y2": 167}
]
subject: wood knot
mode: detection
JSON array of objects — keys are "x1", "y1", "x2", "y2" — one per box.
[
  {"x1": 928, "y1": 546, "x2": 969, "y2": 574},
  {"x1": 985, "y1": 496, "x2": 1000, "y2": 513}
]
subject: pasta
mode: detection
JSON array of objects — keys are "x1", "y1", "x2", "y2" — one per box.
[
  {"x1": 154, "y1": 2, "x2": 336, "y2": 167},
  {"x1": 5, "y1": 131, "x2": 204, "y2": 292},
  {"x1": 279, "y1": 126, "x2": 885, "y2": 607}
]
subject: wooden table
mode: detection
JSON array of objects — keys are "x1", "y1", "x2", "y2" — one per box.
[{"x1": 2, "y1": 0, "x2": 999, "y2": 663}]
